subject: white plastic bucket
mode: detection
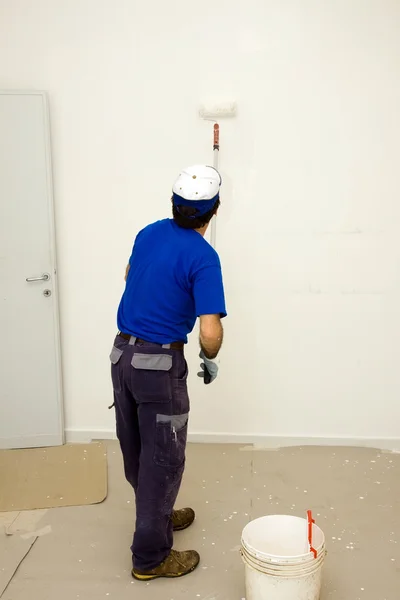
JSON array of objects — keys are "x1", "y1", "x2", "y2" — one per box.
[{"x1": 241, "y1": 514, "x2": 326, "y2": 600}]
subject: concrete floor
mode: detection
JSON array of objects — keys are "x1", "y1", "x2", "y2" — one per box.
[{"x1": 0, "y1": 441, "x2": 399, "y2": 600}]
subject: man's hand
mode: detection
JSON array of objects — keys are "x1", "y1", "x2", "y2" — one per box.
[{"x1": 197, "y1": 351, "x2": 219, "y2": 384}]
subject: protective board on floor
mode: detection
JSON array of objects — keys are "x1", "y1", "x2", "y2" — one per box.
[
  {"x1": 0, "y1": 443, "x2": 108, "y2": 512},
  {"x1": 0, "y1": 442, "x2": 251, "y2": 600},
  {"x1": 0, "y1": 534, "x2": 37, "y2": 596}
]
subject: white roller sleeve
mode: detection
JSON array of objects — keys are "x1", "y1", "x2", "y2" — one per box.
[{"x1": 199, "y1": 102, "x2": 237, "y2": 119}]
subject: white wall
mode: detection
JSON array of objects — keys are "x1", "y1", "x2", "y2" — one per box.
[{"x1": 1, "y1": 0, "x2": 400, "y2": 448}]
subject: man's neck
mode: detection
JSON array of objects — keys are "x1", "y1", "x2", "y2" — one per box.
[{"x1": 195, "y1": 224, "x2": 209, "y2": 237}]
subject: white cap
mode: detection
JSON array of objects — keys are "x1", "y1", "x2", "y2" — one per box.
[{"x1": 172, "y1": 165, "x2": 221, "y2": 202}]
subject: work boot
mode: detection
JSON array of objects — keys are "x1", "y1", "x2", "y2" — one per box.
[
  {"x1": 132, "y1": 549, "x2": 200, "y2": 581},
  {"x1": 172, "y1": 507, "x2": 195, "y2": 531}
]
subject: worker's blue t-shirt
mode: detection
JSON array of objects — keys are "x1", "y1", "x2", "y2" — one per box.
[{"x1": 117, "y1": 219, "x2": 227, "y2": 344}]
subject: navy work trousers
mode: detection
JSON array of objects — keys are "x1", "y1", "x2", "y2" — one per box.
[{"x1": 110, "y1": 335, "x2": 189, "y2": 571}]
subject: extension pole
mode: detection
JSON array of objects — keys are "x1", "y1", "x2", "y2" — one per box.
[{"x1": 210, "y1": 123, "x2": 219, "y2": 248}]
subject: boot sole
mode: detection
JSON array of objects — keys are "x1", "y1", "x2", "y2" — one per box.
[
  {"x1": 173, "y1": 519, "x2": 195, "y2": 532},
  {"x1": 132, "y1": 561, "x2": 199, "y2": 581}
]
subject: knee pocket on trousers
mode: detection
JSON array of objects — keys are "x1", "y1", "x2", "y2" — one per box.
[{"x1": 154, "y1": 414, "x2": 188, "y2": 468}]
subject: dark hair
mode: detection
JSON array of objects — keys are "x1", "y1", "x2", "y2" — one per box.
[{"x1": 172, "y1": 198, "x2": 220, "y2": 229}]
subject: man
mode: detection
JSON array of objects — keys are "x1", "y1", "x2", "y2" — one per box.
[{"x1": 110, "y1": 165, "x2": 226, "y2": 581}]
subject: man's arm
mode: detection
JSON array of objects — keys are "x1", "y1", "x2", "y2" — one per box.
[
  {"x1": 193, "y1": 260, "x2": 226, "y2": 384},
  {"x1": 199, "y1": 314, "x2": 223, "y2": 359}
]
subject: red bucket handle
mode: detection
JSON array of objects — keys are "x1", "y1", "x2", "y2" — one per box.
[{"x1": 307, "y1": 510, "x2": 317, "y2": 559}]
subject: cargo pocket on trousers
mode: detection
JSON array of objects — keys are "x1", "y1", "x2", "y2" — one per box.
[
  {"x1": 110, "y1": 346, "x2": 123, "y2": 394},
  {"x1": 131, "y1": 353, "x2": 173, "y2": 403},
  {"x1": 154, "y1": 413, "x2": 188, "y2": 468}
]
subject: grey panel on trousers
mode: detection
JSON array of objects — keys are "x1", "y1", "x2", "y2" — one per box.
[
  {"x1": 109, "y1": 346, "x2": 123, "y2": 364},
  {"x1": 131, "y1": 353, "x2": 172, "y2": 371},
  {"x1": 156, "y1": 413, "x2": 189, "y2": 430}
]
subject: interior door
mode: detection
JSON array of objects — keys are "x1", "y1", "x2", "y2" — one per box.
[{"x1": 0, "y1": 91, "x2": 64, "y2": 449}]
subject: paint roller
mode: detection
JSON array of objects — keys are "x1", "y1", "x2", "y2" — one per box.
[
  {"x1": 199, "y1": 101, "x2": 237, "y2": 249},
  {"x1": 199, "y1": 101, "x2": 236, "y2": 383}
]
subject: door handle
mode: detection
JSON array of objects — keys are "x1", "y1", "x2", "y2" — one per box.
[{"x1": 26, "y1": 273, "x2": 50, "y2": 282}]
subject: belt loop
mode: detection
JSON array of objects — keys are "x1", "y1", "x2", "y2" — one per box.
[
  {"x1": 162, "y1": 343, "x2": 171, "y2": 349},
  {"x1": 129, "y1": 336, "x2": 137, "y2": 345}
]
